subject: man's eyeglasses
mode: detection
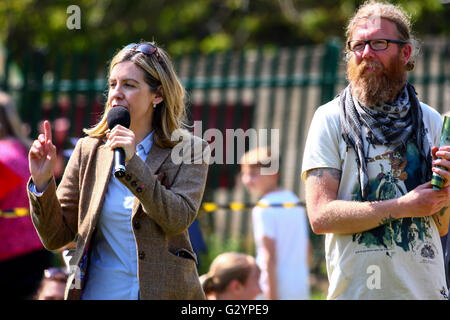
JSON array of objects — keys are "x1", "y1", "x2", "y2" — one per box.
[
  {"x1": 347, "y1": 39, "x2": 408, "y2": 52},
  {"x1": 44, "y1": 267, "x2": 68, "y2": 282},
  {"x1": 124, "y1": 43, "x2": 159, "y2": 57}
]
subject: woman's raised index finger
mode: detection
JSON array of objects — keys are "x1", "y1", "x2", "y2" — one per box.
[{"x1": 44, "y1": 120, "x2": 52, "y2": 142}]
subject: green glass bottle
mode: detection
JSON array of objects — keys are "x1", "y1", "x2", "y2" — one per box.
[{"x1": 431, "y1": 116, "x2": 450, "y2": 190}]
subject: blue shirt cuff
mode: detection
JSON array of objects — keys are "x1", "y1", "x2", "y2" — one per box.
[{"x1": 29, "y1": 180, "x2": 46, "y2": 196}]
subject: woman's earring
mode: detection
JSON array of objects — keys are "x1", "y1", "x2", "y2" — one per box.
[{"x1": 153, "y1": 103, "x2": 157, "y2": 109}]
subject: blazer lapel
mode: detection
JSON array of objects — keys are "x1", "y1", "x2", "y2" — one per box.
[
  {"x1": 132, "y1": 143, "x2": 171, "y2": 217},
  {"x1": 89, "y1": 142, "x2": 114, "y2": 228},
  {"x1": 145, "y1": 143, "x2": 172, "y2": 174}
]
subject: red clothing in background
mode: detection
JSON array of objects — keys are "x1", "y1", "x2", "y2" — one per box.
[{"x1": 0, "y1": 139, "x2": 44, "y2": 261}]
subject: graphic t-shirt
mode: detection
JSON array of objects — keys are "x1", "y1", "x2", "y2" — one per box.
[{"x1": 301, "y1": 97, "x2": 449, "y2": 300}]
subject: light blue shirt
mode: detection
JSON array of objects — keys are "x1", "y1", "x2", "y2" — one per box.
[{"x1": 81, "y1": 131, "x2": 154, "y2": 300}]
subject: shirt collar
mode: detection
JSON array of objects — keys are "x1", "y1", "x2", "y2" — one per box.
[{"x1": 136, "y1": 131, "x2": 154, "y2": 156}]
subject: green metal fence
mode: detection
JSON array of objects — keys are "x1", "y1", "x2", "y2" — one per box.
[{"x1": 1, "y1": 38, "x2": 449, "y2": 247}]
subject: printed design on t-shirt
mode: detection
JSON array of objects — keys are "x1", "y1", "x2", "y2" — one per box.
[
  {"x1": 440, "y1": 287, "x2": 449, "y2": 300},
  {"x1": 420, "y1": 243, "x2": 435, "y2": 259},
  {"x1": 351, "y1": 143, "x2": 433, "y2": 252},
  {"x1": 370, "y1": 150, "x2": 408, "y2": 199}
]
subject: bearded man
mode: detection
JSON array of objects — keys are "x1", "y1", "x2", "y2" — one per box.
[{"x1": 301, "y1": 1, "x2": 450, "y2": 300}]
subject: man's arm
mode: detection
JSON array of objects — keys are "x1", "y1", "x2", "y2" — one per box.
[
  {"x1": 304, "y1": 167, "x2": 450, "y2": 235},
  {"x1": 261, "y1": 236, "x2": 277, "y2": 300},
  {"x1": 307, "y1": 243, "x2": 313, "y2": 268},
  {"x1": 432, "y1": 207, "x2": 450, "y2": 236}
]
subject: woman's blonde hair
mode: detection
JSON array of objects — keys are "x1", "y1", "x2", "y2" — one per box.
[
  {"x1": 0, "y1": 92, "x2": 31, "y2": 148},
  {"x1": 200, "y1": 252, "x2": 257, "y2": 294},
  {"x1": 84, "y1": 41, "x2": 187, "y2": 148},
  {"x1": 346, "y1": 0, "x2": 419, "y2": 71}
]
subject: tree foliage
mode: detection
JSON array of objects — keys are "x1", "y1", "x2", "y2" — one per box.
[{"x1": 1, "y1": 0, "x2": 449, "y2": 56}]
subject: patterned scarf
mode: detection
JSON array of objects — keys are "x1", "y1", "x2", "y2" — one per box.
[{"x1": 339, "y1": 82, "x2": 432, "y2": 201}]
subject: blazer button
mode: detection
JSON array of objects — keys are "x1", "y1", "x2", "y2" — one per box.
[
  {"x1": 125, "y1": 174, "x2": 132, "y2": 181},
  {"x1": 133, "y1": 220, "x2": 141, "y2": 230},
  {"x1": 139, "y1": 251, "x2": 145, "y2": 260},
  {"x1": 131, "y1": 181, "x2": 137, "y2": 187}
]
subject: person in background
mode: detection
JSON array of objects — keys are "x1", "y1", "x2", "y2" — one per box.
[
  {"x1": 0, "y1": 91, "x2": 53, "y2": 299},
  {"x1": 241, "y1": 146, "x2": 311, "y2": 300},
  {"x1": 27, "y1": 41, "x2": 210, "y2": 300},
  {"x1": 302, "y1": 1, "x2": 449, "y2": 299},
  {"x1": 34, "y1": 267, "x2": 68, "y2": 300},
  {"x1": 200, "y1": 252, "x2": 262, "y2": 300}
]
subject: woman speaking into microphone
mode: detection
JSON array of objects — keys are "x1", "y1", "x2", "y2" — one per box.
[{"x1": 28, "y1": 42, "x2": 210, "y2": 300}]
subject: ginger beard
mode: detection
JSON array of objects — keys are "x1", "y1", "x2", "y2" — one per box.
[{"x1": 347, "y1": 51, "x2": 407, "y2": 106}]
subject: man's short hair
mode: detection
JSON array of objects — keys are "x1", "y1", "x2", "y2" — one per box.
[{"x1": 240, "y1": 146, "x2": 280, "y2": 172}]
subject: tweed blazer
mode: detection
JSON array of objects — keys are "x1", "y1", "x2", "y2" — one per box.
[{"x1": 28, "y1": 133, "x2": 209, "y2": 300}]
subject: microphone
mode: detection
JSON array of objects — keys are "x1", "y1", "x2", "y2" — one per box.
[{"x1": 107, "y1": 106, "x2": 131, "y2": 178}]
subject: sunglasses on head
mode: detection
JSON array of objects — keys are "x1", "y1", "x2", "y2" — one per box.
[{"x1": 124, "y1": 43, "x2": 159, "y2": 57}]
